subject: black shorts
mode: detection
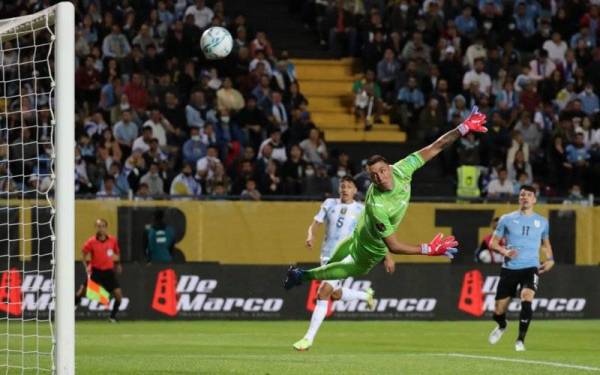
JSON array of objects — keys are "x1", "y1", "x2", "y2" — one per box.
[
  {"x1": 90, "y1": 268, "x2": 120, "y2": 293},
  {"x1": 495, "y1": 267, "x2": 539, "y2": 300}
]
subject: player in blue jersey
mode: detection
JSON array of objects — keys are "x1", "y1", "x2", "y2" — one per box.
[
  {"x1": 293, "y1": 176, "x2": 395, "y2": 351},
  {"x1": 487, "y1": 185, "x2": 555, "y2": 351}
]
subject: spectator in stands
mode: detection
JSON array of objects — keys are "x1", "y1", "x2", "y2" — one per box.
[
  {"x1": 528, "y1": 50, "x2": 556, "y2": 82},
  {"x1": 97, "y1": 176, "x2": 120, "y2": 198},
  {"x1": 454, "y1": 5, "x2": 478, "y2": 40},
  {"x1": 253, "y1": 74, "x2": 273, "y2": 111},
  {"x1": 327, "y1": 0, "x2": 358, "y2": 58},
  {"x1": 102, "y1": 25, "x2": 131, "y2": 60},
  {"x1": 182, "y1": 127, "x2": 207, "y2": 165},
  {"x1": 416, "y1": 97, "x2": 445, "y2": 144},
  {"x1": 464, "y1": 35, "x2": 487, "y2": 69},
  {"x1": 363, "y1": 30, "x2": 386, "y2": 72},
  {"x1": 515, "y1": 111, "x2": 543, "y2": 153},
  {"x1": 543, "y1": 32, "x2": 568, "y2": 66},
  {"x1": 249, "y1": 50, "x2": 273, "y2": 77},
  {"x1": 185, "y1": 0, "x2": 214, "y2": 30},
  {"x1": 377, "y1": 49, "x2": 400, "y2": 103},
  {"x1": 402, "y1": 31, "x2": 431, "y2": 64},
  {"x1": 101, "y1": 128, "x2": 123, "y2": 164},
  {"x1": 260, "y1": 159, "x2": 282, "y2": 195},
  {"x1": 577, "y1": 83, "x2": 599, "y2": 116},
  {"x1": 233, "y1": 160, "x2": 257, "y2": 194},
  {"x1": 396, "y1": 76, "x2": 425, "y2": 134},
  {"x1": 565, "y1": 132, "x2": 591, "y2": 188},
  {"x1": 123, "y1": 72, "x2": 148, "y2": 115},
  {"x1": 217, "y1": 77, "x2": 245, "y2": 112},
  {"x1": 170, "y1": 163, "x2": 201, "y2": 196},
  {"x1": 463, "y1": 57, "x2": 491, "y2": 95},
  {"x1": 281, "y1": 144, "x2": 307, "y2": 195},
  {"x1": 206, "y1": 163, "x2": 231, "y2": 195},
  {"x1": 250, "y1": 31, "x2": 274, "y2": 59},
  {"x1": 235, "y1": 96, "x2": 268, "y2": 151},
  {"x1": 448, "y1": 94, "x2": 470, "y2": 122},
  {"x1": 113, "y1": 110, "x2": 138, "y2": 157},
  {"x1": 143, "y1": 138, "x2": 169, "y2": 167},
  {"x1": 186, "y1": 91, "x2": 208, "y2": 129},
  {"x1": 259, "y1": 129, "x2": 287, "y2": 164},
  {"x1": 457, "y1": 132, "x2": 481, "y2": 166},
  {"x1": 75, "y1": 55, "x2": 101, "y2": 110},
  {"x1": 196, "y1": 145, "x2": 221, "y2": 184},
  {"x1": 241, "y1": 178, "x2": 261, "y2": 201},
  {"x1": 140, "y1": 162, "x2": 164, "y2": 196},
  {"x1": 303, "y1": 164, "x2": 331, "y2": 197},
  {"x1": 486, "y1": 168, "x2": 514, "y2": 199},
  {"x1": 300, "y1": 128, "x2": 328, "y2": 166},
  {"x1": 270, "y1": 91, "x2": 290, "y2": 133},
  {"x1": 508, "y1": 149, "x2": 533, "y2": 184},
  {"x1": 284, "y1": 82, "x2": 308, "y2": 111},
  {"x1": 353, "y1": 70, "x2": 383, "y2": 127}
]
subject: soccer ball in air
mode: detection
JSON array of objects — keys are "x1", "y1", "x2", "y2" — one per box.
[{"x1": 200, "y1": 26, "x2": 233, "y2": 60}]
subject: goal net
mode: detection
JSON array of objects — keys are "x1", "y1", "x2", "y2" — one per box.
[{"x1": 0, "y1": 3, "x2": 74, "y2": 374}]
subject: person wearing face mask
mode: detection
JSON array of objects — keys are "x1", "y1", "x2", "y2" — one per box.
[{"x1": 182, "y1": 127, "x2": 208, "y2": 164}]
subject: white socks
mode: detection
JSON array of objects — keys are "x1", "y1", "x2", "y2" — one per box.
[
  {"x1": 304, "y1": 289, "x2": 368, "y2": 341},
  {"x1": 340, "y1": 287, "x2": 368, "y2": 301},
  {"x1": 305, "y1": 300, "x2": 328, "y2": 341}
]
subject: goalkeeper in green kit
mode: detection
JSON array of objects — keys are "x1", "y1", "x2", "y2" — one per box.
[{"x1": 284, "y1": 107, "x2": 488, "y2": 290}]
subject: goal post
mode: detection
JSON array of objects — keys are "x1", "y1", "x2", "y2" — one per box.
[
  {"x1": 54, "y1": 3, "x2": 75, "y2": 374},
  {"x1": 0, "y1": 2, "x2": 75, "y2": 374}
]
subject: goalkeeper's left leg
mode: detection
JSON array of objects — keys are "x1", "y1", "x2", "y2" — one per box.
[
  {"x1": 302, "y1": 258, "x2": 369, "y2": 281},
  {"x1": 284, "y1": 239, "x2": 378, "y2": 289}
]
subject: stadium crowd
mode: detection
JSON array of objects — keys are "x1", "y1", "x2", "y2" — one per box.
[
  {"x1": 300, "y1": 0, "x2": 600, "y2": 199},
  {"x1": 1, "y1": 0, "x2": 599, "y2": 201}
]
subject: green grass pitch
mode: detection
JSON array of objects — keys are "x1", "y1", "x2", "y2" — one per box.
[{"x1": 4, "y1": 320, "x2": 600, "y2": 374}]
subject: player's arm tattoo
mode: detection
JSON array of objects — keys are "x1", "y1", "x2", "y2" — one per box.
[
  {"x1": 434, "y1": 128, "x2": 461, "y2": 150},
  {"x1": 418, "y1": 128, "x2": 461, "y2": 162}
]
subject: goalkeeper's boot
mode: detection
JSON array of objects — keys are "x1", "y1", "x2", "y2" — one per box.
[
  {"x1": 366, "y1": 288, "x2": 375, "y2": 311},
  {"x1": 488, "y1": 325, "x2": 506, "y2": 345},
  {"x1": 515, "y1": 340, "x2": 526, "y2": 352},
  {"x1": 283, "y1": 266, "x2": 304, "y2": 290},
  {"x1": 292, "y1": 337, "x2": 313, "y2": 351}
]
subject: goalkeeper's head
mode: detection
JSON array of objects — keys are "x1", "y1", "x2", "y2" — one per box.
[{"x1": 366, "y1": 155, "x2": 393, "y2": 191}]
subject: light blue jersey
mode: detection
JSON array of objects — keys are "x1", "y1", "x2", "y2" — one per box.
[
  {"x1": 314, "y1": 198, "x2": 364, "y2": 264},
  {"x1": 494, "y1": 211, "x2": 549, "y2": 270}
]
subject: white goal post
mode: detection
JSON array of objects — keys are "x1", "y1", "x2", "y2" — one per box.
[{"x1": 0, "y1": 2, "x2": 74, "y2": 374}]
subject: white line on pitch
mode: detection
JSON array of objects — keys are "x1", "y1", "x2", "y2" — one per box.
[{"x1": 439, "y1": 353, "x2": 600, "y2": 372}]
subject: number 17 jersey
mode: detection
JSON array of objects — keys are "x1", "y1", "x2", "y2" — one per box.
[{"x1": 314, "y1": 198, "x2": 364, "y2": 263}]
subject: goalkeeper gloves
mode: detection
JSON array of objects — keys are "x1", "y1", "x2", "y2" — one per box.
[
  {"x1": 457, "y1": 106, "x2": 488, "y2": 135},
  {"x1": 421, "y1": 233, "x2": 459, "y2": 259}
]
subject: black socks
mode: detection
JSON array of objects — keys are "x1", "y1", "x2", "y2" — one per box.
[
  {"x1": 493, "y1": 313, "x2": 507, "y2": 329},
  {"x1": 518, "y1": 301, "x2": 532, "y2": 342}
]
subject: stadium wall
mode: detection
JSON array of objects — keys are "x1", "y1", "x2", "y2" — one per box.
[
  {"x1": 3, "y1": 200, "x2": 598, "y2": 264},
  {"x1": 7, "y1": 264, "x2": 599, "y2": 321},
  {"x1": 75, "y1": 200, "x2": 597, "y2": 265}
]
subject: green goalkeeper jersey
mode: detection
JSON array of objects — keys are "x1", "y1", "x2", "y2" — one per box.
[{"x1": 352, "y1": 152, "x2": 426, "y2": 259}]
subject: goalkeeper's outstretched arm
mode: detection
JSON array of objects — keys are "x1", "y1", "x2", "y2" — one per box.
[
  {"x1": 417, "y1": 128, "x2": 462, "y2": 163},
  {"x1": 417, "y1": 106, "x2": 487, "y2": 162}
]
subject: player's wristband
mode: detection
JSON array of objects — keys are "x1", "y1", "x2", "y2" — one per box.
[
  {"x1": 456, "y1": 123, "x2": 469, "y2": 136},
  {"x1": 420, "y1": 243, "x2": 429, "y2": 255},
  {"x1": 547, "y1": 257, "x2": 554, "y2": 261}
]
